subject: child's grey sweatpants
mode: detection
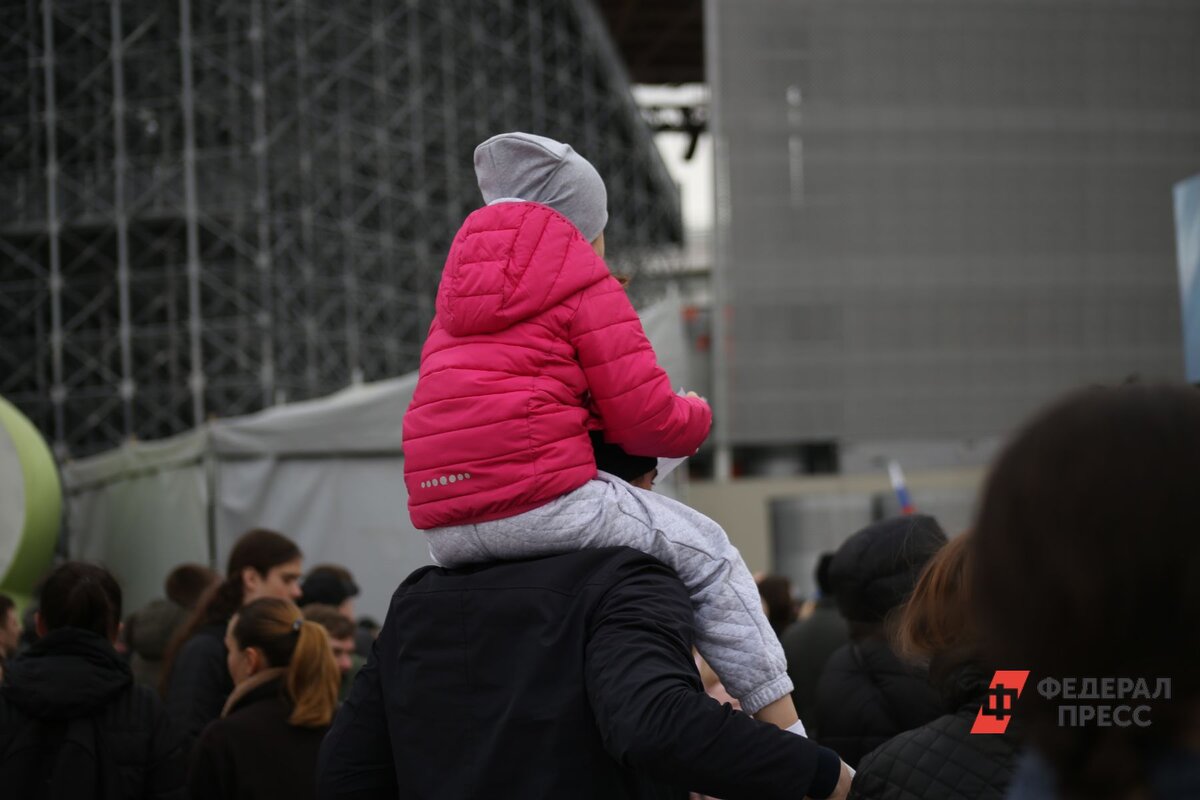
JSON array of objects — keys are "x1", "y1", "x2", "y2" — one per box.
[{"x1": 425, "y1": 470, "x2": 793, "y2": 715}]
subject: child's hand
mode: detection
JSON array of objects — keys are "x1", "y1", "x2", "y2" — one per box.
[{"x1": 685, "y1": 390, "x2": 708, "y2": 404}]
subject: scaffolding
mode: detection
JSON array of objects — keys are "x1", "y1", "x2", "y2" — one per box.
[{"x1": 1, "y1": 0, "x2": 682, "y2": 458}]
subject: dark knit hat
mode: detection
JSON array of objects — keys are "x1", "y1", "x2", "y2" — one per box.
[
  {"x1": 590, "y1": 431, "x2": 657, "y2": 483},
  {"x1": 829, "y1": 514, "x2": 947, "y2": 624}
]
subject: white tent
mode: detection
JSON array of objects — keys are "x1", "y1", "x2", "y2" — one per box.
[{"x1": 62, "y1": 294, "x2": 692, "y2": 619}]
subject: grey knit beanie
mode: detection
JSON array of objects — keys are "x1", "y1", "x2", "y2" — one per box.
[{"x1": 474, "y1": 132, "x2": 608, "y2": 242}]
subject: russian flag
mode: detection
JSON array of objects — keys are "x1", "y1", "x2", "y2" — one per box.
[{"x1": 887, "y1": 460, "x2": 915, "y2": 515}]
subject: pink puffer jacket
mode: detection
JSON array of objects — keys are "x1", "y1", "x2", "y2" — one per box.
[{"x1": 403, "y1": 202, "x2": 712, "y2": 529}]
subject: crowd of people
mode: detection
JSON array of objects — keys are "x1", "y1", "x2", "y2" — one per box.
[
  {"x1": 0, "y1": 132, "x2": 1195, "y2": 799},
  {"x1": 1, "y1": 381, "x2": 1195, "y2": 799}
]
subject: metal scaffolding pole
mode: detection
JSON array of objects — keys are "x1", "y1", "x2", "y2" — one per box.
[
  {"x1": 39, "y1": 0, "x2": 65, "y2": 457},
  {"x1": 249, "y1": 0, "x2": 276, "y2": 405},
  {"x1": 179, "y1": 0, "x2": 205, "y2": 427},
  {"x1": 110, "y1": 0, "x2": 134, "y2": 438},
  {"x1": 703, "y1": 0, "x2": 732, "y2": 480}
]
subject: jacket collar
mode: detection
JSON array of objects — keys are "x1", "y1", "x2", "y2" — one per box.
[
  {"x1": 1, "y1": 628, "x2": 131, "y2": 719},
  {"x1": 221, "y1": 667, "x2": 287, "y2": 718}
]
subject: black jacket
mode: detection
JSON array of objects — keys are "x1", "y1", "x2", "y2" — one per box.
[
  {"x1": 189, "y1": 675, "x2": 329, "y2": 800},
  {"x1": 318, "y1": 547, "x2": 843, "y2": 800},
  {"x1": 849, "y1": 665, "x2": 1021, "y2": 799},
  {"x1": 164, "y1": 623, "x2": 232, "y2": 749},
  {"x1": 0, "y1": 627, "x2": 186, "y2": 800},
  {"x1": 814, "y1": 636, "x2": 944, "y2": 768},
  {"x1": 781, "y1": 598, "x2": 849, "y2": 732}
]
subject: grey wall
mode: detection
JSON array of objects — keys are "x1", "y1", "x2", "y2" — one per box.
[{"x1": 709, "y1": 0, "x2": 1200, "y2": 445}]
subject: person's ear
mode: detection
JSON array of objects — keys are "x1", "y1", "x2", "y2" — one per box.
[
  {"x1": 242, "y1": 566, "x2": 262, "y2": 598},
  {"x1": 245, "y1": 646, "x2": 265, "y2": 676},
  {"x1": 35, "y1": 611, "x2": 48, "y2": 638}
]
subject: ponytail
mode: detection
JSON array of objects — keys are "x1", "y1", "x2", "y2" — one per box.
[
  {"x1": 232, "y1": 598, "x2": 340, "y2": 728},
  {"x1": 160, "y1": 577, "x2": 242, "y2": 695},
  {"x1": 160, "y1": 528, "x2": 301, "y2": 695},
  {"x1": 286, "y1": 620, "x2": 340, "y2": 727}
]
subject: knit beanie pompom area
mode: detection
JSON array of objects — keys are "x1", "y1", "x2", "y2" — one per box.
[{"x1": 474, "y1": 132, "x2": 608, "y2": 242}]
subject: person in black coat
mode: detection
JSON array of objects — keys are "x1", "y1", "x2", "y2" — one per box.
[
  {"x1": 161, "y1": 529, "x2": 304, "y2": 749},
  {"x1": 0, "y1": 562, "x2": 186, "y2": 799},
  {"x1": 782, "y1": 553, "x2": 850, "y2": 732},
  {"x1": 318, "y1": 547, "x2": 852, "y2": 800},
  {"x1": 814, "y1": 514, "x2": 947, "y2": 768},
  {"x1": 849, "y1": 533, "x2": 1020, "y2": 799},
  {"x1": 188, "y1": 597, "x2": 340, "y2": 800}
]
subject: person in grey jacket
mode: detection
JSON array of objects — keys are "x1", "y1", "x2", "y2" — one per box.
[{"x1": 123, "y1": 564, "x2": 218, "y2": 689}]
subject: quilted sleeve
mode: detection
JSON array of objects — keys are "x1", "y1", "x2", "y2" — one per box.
[{"x1": 568, "y1": 275, "x2": 712, "y2": 457}]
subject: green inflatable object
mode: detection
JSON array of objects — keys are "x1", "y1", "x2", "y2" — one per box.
[{"x1": 0, "y1": 396, "x2": 61, "y2": 608}]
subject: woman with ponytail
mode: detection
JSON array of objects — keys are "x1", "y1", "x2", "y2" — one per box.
[
  {"x1": 188, "y1": 598, "x2": 339, "y2": 800},
  {"x1": 0, "y1": 562, "x2": 186, "y2": 798},
  {"x1": 163, "y1": 528, "x2": 303, "y2": 748}
]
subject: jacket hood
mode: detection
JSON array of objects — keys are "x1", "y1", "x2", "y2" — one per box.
[
  {"x1": 126, "y1": 598, "x2": 188, "y2": 660},
  {"x1": 1, "y1": 627, "x2": 132, "y2": 720},
  {"x1": 436, "y1": 202, "x2": 607, "y2": 337},
  {"x1": 933, "y1": 660, "x2": 991, "y2": 712}
]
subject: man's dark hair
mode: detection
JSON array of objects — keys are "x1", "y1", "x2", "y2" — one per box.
[
  {"x1": 164, "y1": 563, "x2": 219, "y2": 609},
  {"x1": 303, "y1": 603, "x2": 356, "y2": 640},
  {"x1": 589, "y1": 431, "x2": 657, "y2": 483},
  {"x1": 0, "y1": 593, "x2": 16, "y2": 654},
  {"x1": 756, "y1": 575, "x2": 796, "y2": 635},
  {"x1": 39, "y1": 562, "x2": 123, "y2": 639},
  {"x1": 299, "y1": 565, "x2": 360, "y2": 608}
]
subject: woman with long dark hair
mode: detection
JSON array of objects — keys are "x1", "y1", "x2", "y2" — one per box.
[
  {"x1": 162, "y1": 528, "x2": 303, "y2": 746},
  {"x1": 188, "y1": 598, "x2": 340, "y2": 799},
  {"x1": 0, "y1": 562, "x2": 186, "y2": 797},
  {"x1": 972, "y1": 384, "x2": 1200, "y2": 800}
]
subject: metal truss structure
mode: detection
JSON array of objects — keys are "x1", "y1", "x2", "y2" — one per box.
[{"x1": 1, "y1": 0, "x2": 682, "y2": 458}]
